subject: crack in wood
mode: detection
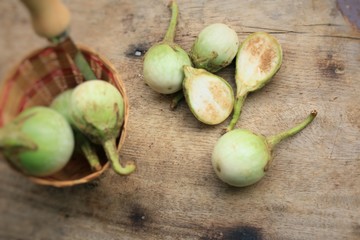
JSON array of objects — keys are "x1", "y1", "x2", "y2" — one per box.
[
  {"x1": 315, "y1": 34, "x2": 360, "y2": 41},
  {"x1": 298, "y1": 23, "x2": 345, "y2": 27}
]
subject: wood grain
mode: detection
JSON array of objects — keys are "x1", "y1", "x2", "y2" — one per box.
[{"x1": 0, "y1": 0, "x2": 359, "y2": 239}]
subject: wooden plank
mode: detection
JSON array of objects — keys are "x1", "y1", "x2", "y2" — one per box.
[{"x1": 0, "y1": 0, "x2": 359, "y2": 239}]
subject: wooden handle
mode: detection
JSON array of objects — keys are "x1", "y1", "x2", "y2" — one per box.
[{"x1": 20, "y1": 0, "x2": 70, "y2": 38}]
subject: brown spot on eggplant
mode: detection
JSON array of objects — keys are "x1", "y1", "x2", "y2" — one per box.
[
  {"x1": 246, "y1": 35, "x2": 277, "y2": 73},
  {"x1": 204, "y1": 102, "x2": 218, "y2": 122},
  {"x1": 259, "y1": 47, "x2": 276, "y2": 73},
  {"x1": 209, "y1": 81, "x2": 232, "y2": 110},
  {"x1": 216, "y1": 163, "x2": 221, "y2": 173},
  {"x1": 247, "y1": 36, "x2": 262, "y2": 56}
]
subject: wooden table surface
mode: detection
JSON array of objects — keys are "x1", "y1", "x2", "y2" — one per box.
[{"x1": 0, "y1": 0, "x2": 359, "y2": 239}]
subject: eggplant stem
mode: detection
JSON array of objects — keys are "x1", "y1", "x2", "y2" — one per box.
[
  {"x1": 163, "y1": 0, "x2": 178, "y2": 43},
  {"x1": 0, "y1": 127, "x2": 37, "y2": 151},
  {"x1": 170, "y1": 91, "x2": 184, "y2": 110},
  {"x1": 267, "y1": 110, "x2": 318, "y2": 148},
  {"x1": 103, "y1": 139, "x2": 136, "y2": 175},
  {"x1": 225, "y1": 94, "x2": 247, "y2": 132},
  {"x1": 76, "y1": 132, "x2": 101, "y2": 171},
  {"x1": 191, "y1": 51, "x2": 218, "y2": 71}
]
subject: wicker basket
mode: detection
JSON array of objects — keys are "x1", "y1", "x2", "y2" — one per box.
[{"x1": 0, "y1": 44, "x2": 129, "y2": 187}]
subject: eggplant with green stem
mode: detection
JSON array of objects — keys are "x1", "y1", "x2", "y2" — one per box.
[
  {"x1": 69, "y1": 80, "x2": 135, "y2": 175},
  {"x1": 143, "y1": 0, "x2": 192, "y2": 94},
  {"x1": 0, "y1": 107, "x2": 74, "y2": 177},
  {"x1": 189, "y1": 23, "x2": 239, "y2": 73},
  {"x1": 50, "y1": 89, "x2": 101, "y2": 171},
  {"x1": 213, "y1": 110, "x2": 317, "y2": 187},
  {"x1": 226, "y1": 32, "x2": 283, "y2": 132}
]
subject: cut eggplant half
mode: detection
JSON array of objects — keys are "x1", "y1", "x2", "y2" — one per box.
[
  {"x1": 183, "y1": 66, "x2": 234, "y2": 125},
  {"x1": 226, "y1": 32, "x2": 283, "y2": 132}
]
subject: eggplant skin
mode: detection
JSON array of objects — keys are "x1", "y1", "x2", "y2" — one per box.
[
  {"x1": 235, "y1": 32, "x2": 283, "y2": 96},
  {"x1": 212, "y1": 129, "x2": 271, "y2": 187},
  {"x1": 5, "y1": 107, "x2": 74, "y2": 177},
  {"x1": 143, "y1": 43, "x2": 192, "y2": 94},
  {"x1": 190, "y1": 23, "x2": 239, "y2": 73}
]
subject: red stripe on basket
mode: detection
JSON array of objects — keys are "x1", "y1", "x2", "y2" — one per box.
[
  {"x1": 105, "y1": 69, "x2": 115, "y2": 84},
  {"x1": 29, "y1": 47, "x2": 66, "y2": 62},
  {"x1": 28, "y1": 47, "x2": 55, "y2": 61},
  {"x1": 17, "y1": 68, "x2": 78, "y2": 113},
  {"x1": 0, "y1": 69, "x2": 21, "y2": 127},
  {"x1": 0, "y1": 48, "x2": 59, "y2": 126}
]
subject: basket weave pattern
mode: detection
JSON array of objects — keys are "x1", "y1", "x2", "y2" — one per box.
[{"x1": 0, "y1": 45, "x2": 129, "y2": 187}]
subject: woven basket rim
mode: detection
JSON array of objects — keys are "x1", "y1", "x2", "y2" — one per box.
[{"x1": 0, "y1": 44, "x2": 130, "y2": 187}]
